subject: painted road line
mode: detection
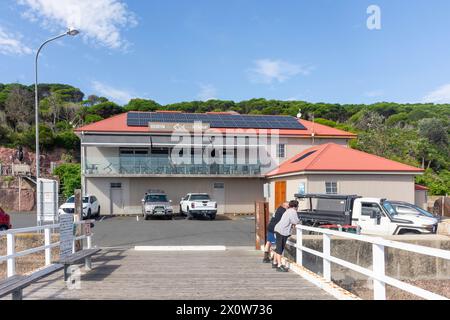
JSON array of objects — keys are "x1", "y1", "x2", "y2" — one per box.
[{"x1": 134, "y1": 245, "x2": 227, "y2": 251}]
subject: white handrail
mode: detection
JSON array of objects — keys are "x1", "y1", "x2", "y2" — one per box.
[
  {"x1": 295, "y1": 224, "x2": 450, "y2": 300},
  {"x1": 0, "y1": 220, "x2": 94, "y2": 278}
]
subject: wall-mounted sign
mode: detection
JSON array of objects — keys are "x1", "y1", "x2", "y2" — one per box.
[{"x1": 149, "y1": 122, "x2": 210, "y2": 132}]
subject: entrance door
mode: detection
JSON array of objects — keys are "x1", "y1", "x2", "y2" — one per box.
[
  {"x1": 110, "y1": 183, "x2": 123, "y2": 215},
  {"x1": 274, "y1": 181, "x2": 286, "y2": 209},
  {"x1": 213, "y1": 182, "x2": 225, "y2": 214}
]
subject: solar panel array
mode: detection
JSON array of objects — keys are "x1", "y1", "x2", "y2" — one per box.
[{"x1": 127, "y1": 112, "x2": 306, "y2": 130}]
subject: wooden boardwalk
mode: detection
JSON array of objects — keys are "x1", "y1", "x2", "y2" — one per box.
[{"x1": 18, "y1": 248, "x2": 333, "y2": 300}]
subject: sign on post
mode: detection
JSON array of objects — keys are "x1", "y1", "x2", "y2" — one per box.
[
  {"x1": 37, "y1": 178, "x2": 59, "y2": 225},
  {"x1": 59, "y1": 213, "x2": 74, "y2": 260}
]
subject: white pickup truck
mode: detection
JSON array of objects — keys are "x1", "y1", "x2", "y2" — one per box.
[
  {"x1": 179, "y1": 193, "x2": 217, "y2": 220},
  {"x1": 295, "y1": 194, "x2": 439, "y2": 236}
]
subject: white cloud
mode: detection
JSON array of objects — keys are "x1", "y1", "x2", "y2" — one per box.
[
  {"x1": 0, "y1": 26, "x2": 32, "y2": 55},
  {"x1": 422, "y1": 83, "x2": 450, "y2": 104},
  {"x1": 248, "y1": 59, "x2": 312, "y2": 84},
  {"x1": 91, "y1": 80, "x2": 133, "y2": 104},
  {"x1": 17, "y1": 0, "x2": 137, "y2": 49},
  {"x1": 197, "y1": 84, "x2": 217, "y2": 101}
]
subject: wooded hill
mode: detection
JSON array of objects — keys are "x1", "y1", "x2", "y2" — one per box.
[{"x1": 0, "y1": 82, "x2": 448, "y2": 195}]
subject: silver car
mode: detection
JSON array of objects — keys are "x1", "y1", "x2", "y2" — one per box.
[{"x1": 141, "y1": 191, "x2": 173, "y2": 220}]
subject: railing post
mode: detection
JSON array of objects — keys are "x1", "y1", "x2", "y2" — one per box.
[
  {"x1": 296, "y1": 226, "x2": 302, "y2": 266},
  {"x1": 87, "y1": 221, "x2": 92, "y2": 249},
  {"x1": 323, "y1": 233, "x2": 331, "y2": 282},
  {"x1": 372, "y1": 243, "x2": 386, "y2": 300},
  {"x1": 44, "y1": 227, "x2": 51, "y2": 266},
  {"x1": 6, "y1": 233, "x2": 15, "y2": 277}
]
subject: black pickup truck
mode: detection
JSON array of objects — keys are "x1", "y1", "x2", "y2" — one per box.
[{"x1": 294, "y1": 193, "x2": 361, "y2": 229}]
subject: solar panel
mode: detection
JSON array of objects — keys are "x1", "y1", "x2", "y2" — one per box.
[{"x1": 127, "y1": 112, "x2": 306, "y2": 130}]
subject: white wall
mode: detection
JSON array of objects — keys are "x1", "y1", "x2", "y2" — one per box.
[
  {"x1": 278, "y1": 137, "x2": 349, "y2": 162},
  {"x1": 267, "y1": 173, "x2": 416, "y2": 213},
  {"x1": 415, "y1": 190, "x2": 428, "y2": 209},
  {"x1": 86, "y1": 177, "x2": 265, "y2": 215}
]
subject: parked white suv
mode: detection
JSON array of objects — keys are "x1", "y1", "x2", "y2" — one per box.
[
  {"x1": 142, "y1": 190, "x2": 173, "y2": 220},
  {"x1": 180, "y1": 193, "x2": 217, "y2": 220},
  {"x1": 58, "y1": 195, "x2": 100, "y2": 220}
]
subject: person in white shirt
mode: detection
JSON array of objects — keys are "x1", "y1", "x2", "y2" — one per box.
[{"x1": 273, "y1": 200, "x2": 300, "y2": 272}]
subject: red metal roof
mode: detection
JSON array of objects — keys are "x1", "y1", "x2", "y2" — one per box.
[
  {"x1": 74, "y1": 112, "x2": 356, "y2": 138},
  {"x1": 415, "y1": 184, "x2": 429, "y2": 191},
  {"x1": 266, "y1": 143, "x2": 423, "y2": 177}
]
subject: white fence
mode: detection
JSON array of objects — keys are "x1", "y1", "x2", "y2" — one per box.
[
  {"x1": 0, "y1": 220, "x2": 93, "y2": 278},
  {"x1": 295, "y1": 224, "x2": 450, "y2": 300}
]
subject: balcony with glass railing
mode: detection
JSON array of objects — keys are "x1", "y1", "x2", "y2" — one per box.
[{"x1": 84, "y1": 156, "x2": 263, "y2": 176}]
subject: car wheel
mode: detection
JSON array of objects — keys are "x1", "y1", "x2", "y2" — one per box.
[
  {"x1": 0, "y1": 225, "x2": 7, "y2": 231},
  {"x1": 179, "y1": 205, "x2": 183, "y2": 215},
  {"x1": 87, "y1": 209, "x2": 92, "y2": 219},
  {"x1": 209, "y1": 214, "x2": 216, "y2": 220},
  {"x1": 96, "y1": 206, "x2": 101, "y2": 218},
  {"x1": 187, "y1": 210, "x2": 193, "y2": 220},
  {"x1": 144, "y1": 214, "x2": 149, "y2": 221}
]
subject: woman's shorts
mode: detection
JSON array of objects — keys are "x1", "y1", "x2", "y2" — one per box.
[{"x1": 267, "y1": 231, "x2": 276, "y2": 244}]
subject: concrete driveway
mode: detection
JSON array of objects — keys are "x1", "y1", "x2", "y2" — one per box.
[{"x1": 8, "y1": 212, "x2": 255, "y2": 248}]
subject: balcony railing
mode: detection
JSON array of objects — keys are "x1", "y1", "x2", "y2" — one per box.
[{"x1": 84, "y1": 156, "x2": 262, "y2": 176}]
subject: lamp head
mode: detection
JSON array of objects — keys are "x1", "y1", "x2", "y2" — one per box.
[{"x1": 67, "y1": 29, "x2": 80, "y2": 36}]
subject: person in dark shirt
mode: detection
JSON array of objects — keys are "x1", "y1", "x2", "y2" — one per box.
[{"x1": 262, "y1": 202, "x2": 289, "y2": 265}]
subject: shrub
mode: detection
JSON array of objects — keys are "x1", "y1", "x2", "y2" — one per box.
[{"x1": 53, "y1": 163, "x2": 81, "y2": 198}]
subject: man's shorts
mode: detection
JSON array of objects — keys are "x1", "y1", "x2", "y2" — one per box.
[
  {"x1": 267, "y1": 231, "x2": 276, "y2": 245},
  {"x1": 274, "y1": 232, "x2": 289, "y2": 255}
]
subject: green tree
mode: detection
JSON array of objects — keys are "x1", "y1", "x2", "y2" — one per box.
[
  {"x1": 89, "y1": 101, "x2": 122, "y2": 118},
  {"x1": 418, "y1": 118, "x2": 448, "y2": 147},
  {"x1": 54, "y1": 163, "x2": 81, "y2": 198},
  {"x1": 85, "y1": 114, "x2": 104, "y2": 124},
  {"x1": 5, "y1": 85, "x2": 34, "y2": 129},
  {"x1": 123, "y1": 98, "x2": 161, "y2": 112}
]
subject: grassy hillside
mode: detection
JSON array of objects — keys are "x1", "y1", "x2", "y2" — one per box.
[{"x1": 0, "y1": 83, "x2": 448, "y2": 195}]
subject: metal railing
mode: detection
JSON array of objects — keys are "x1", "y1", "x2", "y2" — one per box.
[
  {"x1": 85, "y1": 156, "x2": 262, "y2": 176},
  {"x1": 0, "y1": 220, "x2": 93, "y2": 278},
  {"x1": 295, "y1": 224, "x2": 450, "y2": 300}
]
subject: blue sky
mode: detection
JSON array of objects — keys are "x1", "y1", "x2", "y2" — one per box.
[{"x1": 1, "y1": 0, "x2": 450, "y2": 105}]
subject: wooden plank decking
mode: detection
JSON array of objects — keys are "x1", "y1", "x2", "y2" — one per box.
[{"x1": 17, "y1": 248, "x2": 333, "y2": 300}]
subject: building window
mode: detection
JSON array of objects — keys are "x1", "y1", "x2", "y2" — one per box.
[
  {"x1": 214, "y1": 182, "x2": 224, "y2": 189},
  {"x1": 277, "y1": 144, "x2": 286, "y2": 158},
  {"x1": 111, "y1": 183, "x2": 122, "y2": 189},
  {"x1": 325, "y1": 182, "x2": 337, "y2": 194}
]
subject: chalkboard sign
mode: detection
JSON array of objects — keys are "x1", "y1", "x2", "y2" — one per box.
[{"x1": 59, "y1": 214, "x2": 74, "y2": 260}]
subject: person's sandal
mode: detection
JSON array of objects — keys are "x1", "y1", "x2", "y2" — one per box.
[
  {"x1": 272, "y1": 263, "x2": 278, "y2": 269},
  {"x1": 276, "y1": 265, "x2": 289, "y2": 272}
]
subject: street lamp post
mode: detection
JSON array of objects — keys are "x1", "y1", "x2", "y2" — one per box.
[{"x1": 35, "y1": 29, "x2": 79, "y2": 226}]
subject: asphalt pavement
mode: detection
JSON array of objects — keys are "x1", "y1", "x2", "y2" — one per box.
[{"x1": 8, "y1": 212, "x2": 255, "y2": 248}]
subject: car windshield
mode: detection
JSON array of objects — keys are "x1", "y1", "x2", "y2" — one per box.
[
  {"x1": 397, "y1": 204, "x2": 434, "y2": 218},
  {"x1": 145, "y1": 194, "x2": 168, "y2": 202},
  {"x1": 190, "y1": 194, "x2": 210, "y2": 201},
  {"x1": 382, "y1": 201, "x2": 398, "y2": 216},
  {"x1": 66, "y1": 196, "x2": 89, "y2": 203}
]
